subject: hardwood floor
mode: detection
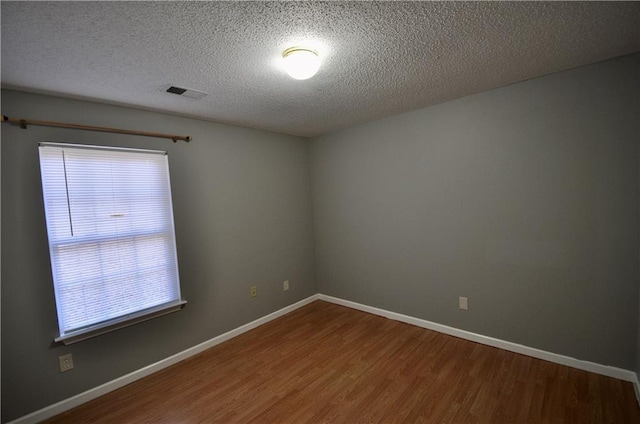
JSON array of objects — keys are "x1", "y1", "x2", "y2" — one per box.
[{"x1": 44, "y1": 301, "x2": 640, "y2": 423}]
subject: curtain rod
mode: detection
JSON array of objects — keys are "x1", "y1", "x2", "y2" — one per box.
[{"x1": 1, "y1": 115, "x2": 192, "y2": 143}]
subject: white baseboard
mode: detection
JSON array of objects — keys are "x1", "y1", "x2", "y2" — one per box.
[
  {"x1": 10, "y1": 292, "x2": 639, "y2": 423},
  {"x1": 318, "y1": 294, "x2": 638, "y2": 384},
  {"x1": 634, "y1": 373, "x2": 640, "y2": 407},
  {"x1": 9, "y1": 294, "x2": 320, "y2": 424}
]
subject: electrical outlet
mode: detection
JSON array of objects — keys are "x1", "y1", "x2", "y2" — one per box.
[
  {"x1": 250, "y1": 286, "x2": 257, "y2": 298},
  {"x1": 59, "y1": 353, "x2": 74, "y2": 372},
  {"x1": 283, "y1": 280, "x2": 290, "y2": 291},
  {"x1": 459, "y1": 296, "x2": 468, "y2": 311}
]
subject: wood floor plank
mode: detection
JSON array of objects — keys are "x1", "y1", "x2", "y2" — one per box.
[{"x1": 43, "y1": 301, "x2": 640, "y2": 423}]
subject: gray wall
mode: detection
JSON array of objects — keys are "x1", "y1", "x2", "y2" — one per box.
[
  {"x1": 1, "y1": 90, "x2": 317, "y2": 422},
  {"x1": 3, "y1": 53, "x2": 640, "y2": 422},
  {"x1": 311, "y1": 53, "x2": 640, "y2": 370}
]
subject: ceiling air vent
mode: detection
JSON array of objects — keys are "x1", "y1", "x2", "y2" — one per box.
[{"x1": 162, "y1": 84, "x2": 207, "y2": 99}]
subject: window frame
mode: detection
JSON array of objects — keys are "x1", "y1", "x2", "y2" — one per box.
[{"x1": 39, "y1": 142, "x2": 186, "y2": 345}]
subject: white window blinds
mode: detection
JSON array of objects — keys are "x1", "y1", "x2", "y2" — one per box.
[{"x1": 39, "y1": 143, "x2": 185, "y2": 344}]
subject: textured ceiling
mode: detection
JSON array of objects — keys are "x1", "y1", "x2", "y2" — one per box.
[{"x1": 1, "y1": 1, "x2": 639, "y2": 138}]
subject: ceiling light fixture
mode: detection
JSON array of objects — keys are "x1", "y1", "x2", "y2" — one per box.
[{"x1": 282, "y1": 47, "x2": 320, "y2": 80}]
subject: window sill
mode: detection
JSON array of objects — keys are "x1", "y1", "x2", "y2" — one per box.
[{"x1": 54, "y1": 300, "x2": 187, "y2": 345}]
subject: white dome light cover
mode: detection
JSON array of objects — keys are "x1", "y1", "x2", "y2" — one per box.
[{"x1": 282, "y1": 47, "x2": 320, "y2": 80}]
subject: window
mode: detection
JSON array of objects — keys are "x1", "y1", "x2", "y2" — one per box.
[{"x1": 39, "y1": 143, "x2": 185, "y2": 344}]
